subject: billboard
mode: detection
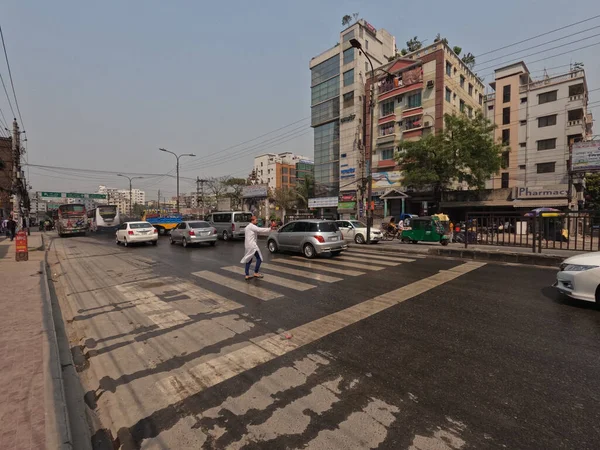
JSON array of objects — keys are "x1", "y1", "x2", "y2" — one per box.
[
  {"x1": 309, "y1": 197, "x2": 338, "y2": 208},
  {"x1": 572, "y1": 141, "x2": 600, "y2": 172},
  {"x1": 242, "y1": 184, "x2": 268, "y2": 198},
  {"x1": 372, "y1": 171, "x2": 403, "y2": 189}
]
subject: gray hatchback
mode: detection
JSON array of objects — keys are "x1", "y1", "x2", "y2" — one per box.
[
  {"x1": 267, "y1": 219, "x2": 347, "y2": 258},
  {"x1": 170, "y1": 221, "x2": 217, "y2": 247}
]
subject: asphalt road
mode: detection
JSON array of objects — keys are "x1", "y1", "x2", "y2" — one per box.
[{"x1": 50, "y1": 233, "x2": 600, "y2": 450}]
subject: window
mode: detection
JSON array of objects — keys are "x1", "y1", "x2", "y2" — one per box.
[
  {"x1": 468, "y1": 84, "x2": 473, "y2": 96},
  {"x1": 311, "y1": 98, "x2": 340, "y2": 126},
  {"x1": 502, "y1": 152, "x2": 509, "y2": 168},
  {"x1": 365, "y1": 62, "x2": 368, "y2": 72},
  {"x1": 343, "y1": 30, "x2": 355, "y2": 42},
  {"x1": 407, "y1": 92, "x2": 422, "y2": 108},
  {"x1": 279, "y1": 223, "x2": 295, "y2": 233},
  {"x1": 405, "y1": 116, "x2": 421, "y2": 130},
  {"x1": 311, "y1": 55, "x2": 340, "y2": 86},
  {"x1": 501, "y1": 172, "x2": 509, "y2": 189},
  {"x1": 343, "y1": 69, "x2": 354, "y2": 87},
  {"x1": 311, "y1": 76, "x2": 340, "y2": 105},
  {"x1": 460, "y1": 75, "x2": 465, "y2": 88},
  {"x1": 468, "y1": 106, "x2": 473, "y2": 118},
  {"x1": 502, "y1": 107, "x2": 510, "y2": 125},
  {"x1": 359, "y1": 27, "x2": 363, "y2": 38},
  {"x1": 538, "y1": 114, "x2": 557, "y2": 127},
  {"x1": 569, "y1": 83, "x2": 584, "y2": 97},
  {"x1": 488, "y1": 105, "x2": 494, "y2": 110},
  {"x1": 282, "y1": 167, "x2": 288, "y2": 174},
  {"x1": 365, "y1": 39, "x2": 369, "y2": 50},
  {"x1": 520, "y1": 97, "x2": 527, "y2": 104},
  {"x1": 381, "y1": 148, "x2": 394, "y2": 160},
  {"x1": 537, "y1": 138, "x2": 556, "y2": 150},
  {"x1": 479, "y1": 94, "x2": 483, "y2": 105},
  {"x1": 520, "y1": 120, "x2": 527, "y2": 126},
  {"x1": 282, "y1": 176, "x2": 289, "y2": 184},
  {"x1": 519, "y1": 165, "x2": 526, "y2": 170},
  {"x1": 343, "y1": 91, "x2": 354, "y2": 108},
  {"x1": 459, "y1": 99, "x2": 465, "y2": 112},
  {"x1": 379, "y1": 122, "x2": 395, "y2": 136},
  {"x1": 537, "y1": 162, "x2": 556, "y2": 173},
  {"x1": 381, "y1": 99, "x2": 395, "y2": 116},
  {"x1": 445, "y1": 88, "x2": 451, "y2": 102},
  {"x1": 343, "y1": 47, "x2": 354, "y2": 65},
  {"x1": 519, "y1": 142, "x2": 526, "y2": 148},
  {"x1": 538, "y1": 90, "x2": 558, "y2": 104},
  {"x1": 503, "y1": 85, "x2": 511, "y2": 103},
  {"x1": 502, "y1": 129, "x2": 510, "y2": 145},
  {"x1": 446, "y1": 62, "x2": 452, "y2": 76}
]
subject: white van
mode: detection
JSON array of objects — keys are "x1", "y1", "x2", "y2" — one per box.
[{"x1": 208, "y1": 211, "x2": 252, "y2": 240}]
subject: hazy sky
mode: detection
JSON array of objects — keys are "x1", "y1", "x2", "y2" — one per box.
[{"x1": 2, "y1": 0, "x2": 599, "y2": 199}]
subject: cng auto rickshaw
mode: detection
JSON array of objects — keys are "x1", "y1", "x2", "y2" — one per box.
[{"x1": 401, "y1": 215, "x2": 451, "y2": 246}]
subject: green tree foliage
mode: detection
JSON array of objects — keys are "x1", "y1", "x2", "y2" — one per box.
[
  {"x1": 296, "y1": 175, "x2": 315, "y2": 210},
  {"x1": 462, "y1": 52, "x2": 476, "y2": 70},
  {"x1": 272, "y1": 187, "x2": 297, "y2": 218},
  {"x1": 585, "y1": 173, "x2": 600, "y2": 210},
  {"x1": 224, "y1": 177, "x2": 248, "y2": 210},
  {"x1": 406, "y1": 36, "x2": 422, "y2": 52},
  {"x1": 434, "y1": 33, "x2": 448, "y2": 45},
  {"x1": 396, "y1": 112, "x2": 503, "y2": 195},
  {"x1": 452, "y1": 46, "x2": 462, "y2": 56}
]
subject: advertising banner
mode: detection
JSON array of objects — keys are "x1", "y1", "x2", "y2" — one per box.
[
  {"x1": 338, "y1": 201, "x2": 357, "y2": 210},
  {"x1": 372, "y1": 171, "x2": 403, "y2": 189},
  {"x1": 309, "y1": 197, "x2": 338, "y2": 208},
  {"x1": 242, "y1": 184, "x2": 268, "y2": 198},
  {"x1": 572, "y1": 141, "x2": 600, "y2": 172}
]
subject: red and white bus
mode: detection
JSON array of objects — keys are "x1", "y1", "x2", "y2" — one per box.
[{"x1": 57, "y1": 204, "x2": 88, "y2": 237}]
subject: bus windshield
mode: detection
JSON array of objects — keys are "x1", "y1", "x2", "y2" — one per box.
[
  {"x1": 59, "y1": 205, "x2": 85, "y2": 216},
  {"x1": 98, "y1": 206, "x2": 117, "y2": 219}
]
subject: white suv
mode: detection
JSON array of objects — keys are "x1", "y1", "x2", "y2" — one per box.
[{"x1": 116, "y1": 221, "x2": 158, "y2": 247}]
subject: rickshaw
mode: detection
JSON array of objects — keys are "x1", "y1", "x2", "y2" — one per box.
[{"x1": 401, "y1": 215, "x2": 451, "y2": 245}]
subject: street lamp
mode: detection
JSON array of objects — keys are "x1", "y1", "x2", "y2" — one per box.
[
  {"x1": 159, "y1": 148, "x2": 196, "y2": 212},
  {"x1": 117, "y1": 174, "x2": 144, "y2": 217},
  {"x1": 350, "y1": 37, "x2": 377, "y2": 244}
]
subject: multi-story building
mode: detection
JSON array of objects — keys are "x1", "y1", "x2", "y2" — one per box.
[
  {"x1": 295, "y1": 159, "x2": 315, "y2": 186},
  {"x1": 484, "y1": 63, "x2": 593, "y2": 209},
  {"x1": 367, "y1": 41, "x2": 485, "y2": 217},
  {"x1": 310, "y1": 19, "x2": 395, "y2": 217},
  {"x1": 96, "y1": 185, "x2": 146, "y2": 216},
  {"x1": 0, "y1": 137, "x2": 13, "y2": 219},
  {"x1": 253, "y1": 152, "x2": 310, "y2": 191}
]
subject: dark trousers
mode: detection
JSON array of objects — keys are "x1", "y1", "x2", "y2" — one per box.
[{"x1": 245, "y1": 251, "x2": 262, "y2": 276}]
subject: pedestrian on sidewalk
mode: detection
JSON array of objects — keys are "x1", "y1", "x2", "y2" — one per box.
[
  {"x1": 240, "y1": 215, "x2": 272, "y2": 281},
  {"x1": 7, "y1": 216, "x2": 16, "y2": 241}
]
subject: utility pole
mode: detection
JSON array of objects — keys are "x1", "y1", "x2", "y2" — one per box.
[
  {"x1": 158, "y1": 189, "x2": 161, "y2": 212},
  {"x1": 12, "y1": 119, "x2": 20, "y2": 222},
  {"x1": 196, "y1": 177, "x2": 207, "y2": 217}
]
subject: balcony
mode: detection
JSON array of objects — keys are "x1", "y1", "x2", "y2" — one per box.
[
  {"x1": 378, "y1": 114, "x2": 396, "y2": 125},
  {"x1": 519, "y1": 70, "x2": 584, "y2": 93},
  {"x1": 378, "y1": 159, "x2": 396, "y2": 168},
  {"x1": 379, "y1": 82, "x2": 423, "y2": 102}
]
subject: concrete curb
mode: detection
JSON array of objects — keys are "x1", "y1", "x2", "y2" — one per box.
[{"x1": 40, "y1": 235, "x2": 73, "y2": 450}]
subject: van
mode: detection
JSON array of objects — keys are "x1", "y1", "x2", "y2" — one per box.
[{"x1": 208, "y1": 211, "x2": 253, "y2": 240}]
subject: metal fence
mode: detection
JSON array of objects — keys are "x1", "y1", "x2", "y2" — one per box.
[{"x1": 463, "y1": 211, "x2": 600, "y2": 253}]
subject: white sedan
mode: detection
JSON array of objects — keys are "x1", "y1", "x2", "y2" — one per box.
[
  {"x1": 336, "y1": 220, "x2": 382, "y2": 244},
  {"x1": 116, "y1": 221, "x2": 158, "y2": 247},
  {"x1": 555, "y1": 252, "x2": 600, "y2": 303}
]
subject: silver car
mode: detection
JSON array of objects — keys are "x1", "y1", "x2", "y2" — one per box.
[
  {"x1": 169, "y1": 221, "x2": 217, "y2": 248},
  {"x1": 267, "y1": 219, "x2": 348, "y2": 258}
]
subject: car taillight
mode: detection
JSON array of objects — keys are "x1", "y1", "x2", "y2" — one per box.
[
  {"x1": 128, "y1": 230, "x2": 134, "y2": 235},
  {"x1": 189, "y1": 230, "x2": 195, "y2": 236},
  {"x1": 315, "y1": 235, "x2": 325, "y2": 243},
  {"x1": 153, "y1": 228, "x2": 158, "y2": 234},
  {"x1": 232, "y1": 223, "x2": 235, "y2": 232},
  {"x1": 212, "y1": 227, "x2": 217, "y2": 234}
]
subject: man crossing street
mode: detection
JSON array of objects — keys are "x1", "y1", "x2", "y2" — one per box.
[{"x1": 240, "y1": 215, "x2": 272, "y2": 281}]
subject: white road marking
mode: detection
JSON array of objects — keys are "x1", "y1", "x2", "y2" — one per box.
[
  {"x1": 192, "y1": 271, "x2": 282, "y2": 301},
  {"x1": 348, "y1": 247, "x2": 427, "y2": 258},
  {"x1": 155, "y1": 262, "x2": 484, "y2": 401},
  {"x1": 291, "y1": 256, "x2": 386, "y2": 271},
  {"x1": 334, "y1": 256, "x2": 400, "y2": 266},
  {"x1": 343, "y1": 252, "x2": 417, "y2": 263},
  {"x1": 165, "y1": 280, "x2": 243, "y2": 313},
  {"x1": 220, "y1": 266, "x2": 317, "y2": 291},
  {"x1": 276, "y1": 258, "x2": 366, "y2": 276},
  {"x1": 259, "y1": 263, "x2": 343, "y2": 283}
]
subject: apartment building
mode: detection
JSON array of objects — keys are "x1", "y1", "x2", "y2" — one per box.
[
  {"x1": 310, "y1": 19, "x2": 395, "y2": 216},
  {"x1": 485, "y1": 63, "x2": 593, "y2": 209},
  {"x1": 367, "y1": 42, "x2": 485, "y2": 217},
  {"x1": 253, "y1": 152, "x2": 310, "y2": 191},
  {"x1": 0, "y1": 137, "x2": 13, "y2": 219},
  {"x1": 96, "y1": 185, "x2": 146, "y2": 216},
  {"x1": 295, "y1": 160, "x2": 314, "y2": 185}
]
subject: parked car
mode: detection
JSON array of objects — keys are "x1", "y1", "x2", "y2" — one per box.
[
  {"x1": 267, "y1": 219, "x2": 347, "y2": 258},
  {"x1": 207, "y1": 211, "x2": 252, "y2": 241},
  {"x1": 170, "y1": 221, "x2": 217, "y2": 247},
  {"x1": 555, "y1": 252, "x2": 600, "y2": 303},
  {"x1": 116, "y1": 221, "x2": 158, "y2": 247},
  {"x1": 335, "y1": 220, "x2": 382, "y2": 244}
]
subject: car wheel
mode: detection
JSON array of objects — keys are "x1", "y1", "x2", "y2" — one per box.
[
  {"x1": 354, "y1": 234, "x2": 365, "y2": 244},
  {"x1": 268, "y1": 240, "x2": 278, "y2": 253},
  {"x1": 182, "y1": 238, "x2": 188, "y2": 248},
  {"x1": 441, "y1": 239, "x2": 449, "y2": 246},
  {"x1": 123, "y1": 238, "x2": 128, "y2": 247},
  {"x1": 303, "y1": 243, "x2": 316, "y2": 259},
  {"x1": 596, "y1": 285, "x2": 600, "y2": 303},
  {"x1": 116, "y1": 237, "x2": 120, "y2": 245},
  {"x1": 209, "y1": 241, "x2": 216, "y2": 247},
  {"x1": 152, "y1": 240, "x2": 157, "y2": 246},
  {"x1": 222, "y1": 231, "x2": 230, "y2": 241},
  {"x1": 169, "y1": 236, "x2": 175, "y2": 245},
  {"x1": 331, "y1": 250, "x2": 342, "y2": 257}
]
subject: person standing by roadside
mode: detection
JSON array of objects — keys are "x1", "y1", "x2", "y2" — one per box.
[
  {"x1": 7, "y1": 216, "x2": 17, "y2": 241},
  {"x1": 240, "y1": 215, "x2": 272, "y2": 281}
]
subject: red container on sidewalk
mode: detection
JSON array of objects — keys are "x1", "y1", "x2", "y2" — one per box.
[{"x1": 15, "y1": 230, "x2": 28, "y2": 261}]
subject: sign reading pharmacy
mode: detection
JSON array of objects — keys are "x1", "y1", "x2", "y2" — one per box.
[
  {"x1": 572, "y1": 140, "x2": 600, "y2": 172},
  {"x1": 514, "y1": 185, "x2": 568, "y2": 199},
  {"x1": 39, "y1": 192, "x2": 107, "y2": 199}
]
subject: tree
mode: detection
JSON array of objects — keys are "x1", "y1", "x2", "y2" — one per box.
[
  {"x1": 452, "y1": 45, "x2": 462, "y2": 56},
  {"x1": 207, "y1": 176, "x2": 230, "y2": 204},
  {"x1": 132, "y1": 203, "x2": 145, "y2": 217},
  {"x1": 434, "y1": 33, "x2": 448, "y2": 45},
  {"x1": 296, "y1": 175, "x2": 315, "y2": 210},
  {"x1": 585, "y1": 173, "x2": 600, "y2": 210},
  {"x1": 342, "y1": 13, "x2": 358, "y2": 26},
  {"x1": 461, "y1": 52, "x2": 475, "y2": 70},
  {"x1": 224, "y1": 177, "x2": 248, "y2": 210},
  {"x1": 271, "y1": 187, "x2": 297, "y2": 219},
  {"x1": 396, "y1": 112, "x2": 503, "y2": 197},
  {"x1": 406, "y1": 36, "x2": 422, "y2": 52}
]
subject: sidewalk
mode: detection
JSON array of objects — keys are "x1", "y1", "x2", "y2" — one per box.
[{"x1": 0, "y1": 232, "x2": 70, "y2": 450}]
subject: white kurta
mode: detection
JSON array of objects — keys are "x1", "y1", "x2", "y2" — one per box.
[{"x1": 240, "y1": 223, "x2": 272, "y2": 263}]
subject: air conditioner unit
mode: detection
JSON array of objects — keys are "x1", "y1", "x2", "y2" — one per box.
[{"x1": 427, "y1": 80, "x2": 434, "y2": 89}]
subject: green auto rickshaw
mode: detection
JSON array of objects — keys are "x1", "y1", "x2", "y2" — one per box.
[{"x1": 401, "y1": 215, "x2": 451, "y2": 246}]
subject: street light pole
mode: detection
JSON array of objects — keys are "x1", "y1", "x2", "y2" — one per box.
[
  {"x1": 350, "y1": 38, "x2": 376, "y2": 244},
  {"x1": 117, "y1": 174, "x2": 144, "y2": 217},
  {"x1": 159, "y1": 148, "x2": 196, "y2": 213}
]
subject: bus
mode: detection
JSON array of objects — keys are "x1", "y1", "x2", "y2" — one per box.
[
  {"x1": 87, "y1": 205, "x2": 121, "y2": 232},
  {"x1": 57, "y1": 204, "x2": 88, "y2": 237}
]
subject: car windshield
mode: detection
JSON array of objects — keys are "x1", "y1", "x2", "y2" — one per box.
[
  {"x1": 350, "y1": 221, "x2": 366, "y2": 228},
  {"x1": 189, "y1": 221, "x2": 210, "y2": 228},
  {"x1": 130, "y1": 222, "x2": 153, "y2": 229},
  {"x1": 235, "y1": 213, "x2": 253, "y2": 223},
  {"x1": 318, "y1": 222, "x2": 338, "y2": 232}
]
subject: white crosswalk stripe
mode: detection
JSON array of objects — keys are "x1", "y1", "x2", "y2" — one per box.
[
  {"x1": 259, "y1": 263, "x2": 343, "y2": 283},
  {"x1": 275, "y1": 258, "x2": 366, "y2": 276},
  {"x1": 334, "y1": 256, "x2": 400, "y2": 266},
  {"x1": 291, "y1": 256, "x2": 386, "y2": 271},
  {"x1": 338, "y1": 254, "x2": 416, "y2": 264},
  {"x1": 347, "y1": 247, "x2": 426, "y2": 259},
  {"x1": 220, "y1": 266, "x2": 317, "y2": 291},
  {"x1": 192, "y1": 271, "x2": 282, "y2": 301}
]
